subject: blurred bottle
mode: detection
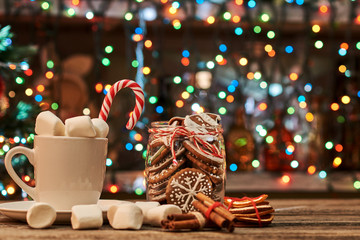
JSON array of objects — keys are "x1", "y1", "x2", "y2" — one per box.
[
  {"x1": 226, "y1": 108, "x2": 255, "y2": 171},
  {"x1": 264, "y1": 110, "x2": 295, "y2": 171}
]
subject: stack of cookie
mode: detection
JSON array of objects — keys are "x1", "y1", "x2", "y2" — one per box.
[{"x1": 146, "y1": 113, "x2": 226, "y2": 213}]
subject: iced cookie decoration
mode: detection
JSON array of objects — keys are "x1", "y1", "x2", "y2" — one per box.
[
  {"x1": 184, "y1": 113, "x2": 221, "y2": 129},
  {"x1": 166, "y1": 168, "x2": 213, "y2": 213}
]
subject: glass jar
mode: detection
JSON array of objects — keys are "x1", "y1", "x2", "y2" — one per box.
[{"x1": 145, "y1": 120, "x2": 226, "y2": 212}]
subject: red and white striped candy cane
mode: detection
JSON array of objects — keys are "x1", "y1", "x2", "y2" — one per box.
[{"x1": 99, "y1": 79, "x2": 145, "y2": 130}]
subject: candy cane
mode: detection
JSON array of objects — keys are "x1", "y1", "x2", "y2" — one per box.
[{"x1": 99, "y1": 79, "x2": 145, "y2": 130}]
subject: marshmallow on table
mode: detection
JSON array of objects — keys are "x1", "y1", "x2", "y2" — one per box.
[
  {"x1": 65, "y1": 116, "x2": 96, "y2": 137},
  {"x1": 146, "y1": 204, "x2": 182, "y2": 227},
  {"x1": 71, "y1": 204, "x2": 103, "y2": 230},
  {"x1": 107, "y1": 202, "x2": 143, "y2": 230},
  {"x1": 26, "y1": 203, "x2": 56, "y2": 229},
  {"x1": 91, "y1": 118, "x2": 109, "y2": 138},
  {"x1": 135, "y1": 201, "x2": 160, "y2": 225},
  {"x1": 35, "y1": 111, "x2": 65, "y2": 136}
]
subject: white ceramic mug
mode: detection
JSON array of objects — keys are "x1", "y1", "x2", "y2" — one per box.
[{"x1": 5, "y1": 135, "x2": 108, "y2": 210}]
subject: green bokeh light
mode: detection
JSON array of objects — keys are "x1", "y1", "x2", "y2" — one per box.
[
  {"x1": 67, "y1": 8, "x2": 76, "y2": 17},
  {"x1": 51, "y1": 103, "x2": 59, "y2": 110},
  {"x1": 105, "y1": 45, "x2": 113, "y2": 54},
  {"x1": 218, "y1": 91, "x2": 227, "y2": 99},
  {"x1": 218, "y1": 107, "x2": 227, "y2": 115},
  {"x1": 223, "y1": 12, "x2": 231, "y2": 21},
  {"x1": 337, "y1": 115, "x2": 345, "y2": 123},
  {"x1": 186, "y1": 85, "x2": 195, "y2": 93},
  {"x1": 287, "y1": 107, "x2": 295, "y2": 115},
  {"x1": 173, "y1": 76, "x2": 182, "y2": 84},
  {"x1": 254, "y1": 26, "x2": 262, "y2": 33},
  {"x1": 124, "y1": 12, "x2": 133, "y2": 21},
  {"x1": 261, "y1": 13, "x2": 270, "y2": 22},
  {"x1": 15, "y1": 77, "x2": 24, "y2": 84},
  {"x1": 315, "y1": 40, "x2": 324, "y2": 49},
  {"x1": 252, "y1": 159, "x2": 260, "y2": 168},
  {"x1": 356, "y1": 42, "x2": 360, "y2": 50},
  {"x1": 132, "y1": 60, "x2": 139, "y2": 68},
  {"x1": 135, "y1": 188, "x2": 143, "y2": 195},
  {"x1": 325, "y1": 141, "x2": 334, "y2": 150},
  {"x1": 47, "y1": 60, "x2": 54, "y2": 69},
  {"x1": 149, "y1": 96, "x2": 158, "y2": 104},
  {"x1": 102, "y1": 58, "x2": 110, "y2": 66},
  {"x1": 266, "y1": 136, "x2": 274, "y2": 144},
  {"x1": 41, "y1": 1, "x2": 50, "y2": 10},
  {"x1": 267, "y1": 31, "x2": 275, "y2": 39}
]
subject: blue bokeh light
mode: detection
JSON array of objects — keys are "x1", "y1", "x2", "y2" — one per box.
[
  {"x1": 125, "y1": 143, "x2": 133, "y2": 151},
  {"x1": 248, "y1": 0, "x2": 256, "y2": 8},
  {"x1": 156, "y1": 106, "x2": 164, "y2": 114},
  {"x1": 182, "y1": 50, "x2": 190, "y2": 58},
  {"x1": 228, "y1": 85, "x2": 236, "y2": 93},
  {"x1": 235, "y1": 27, "x2": 243, "y2": 36},
  {"x1": 34, "y1": 95, "x2": 43, "y2": 102},
  {"x1": 135, "y1": 27, "x2": 143, "y2": 34},
  {"x1": 229, "y1": 163, "x2": 238, "y2": 171},
  {"x1": 219, "y1": 44, "x2": 227, "y2": 52},
  {"x1": 285, "y1": 45, "x2": 294, "y2": 53}
]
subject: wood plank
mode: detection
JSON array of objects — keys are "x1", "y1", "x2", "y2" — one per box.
[{"x1": 0, "y1": 199, "x2": 359, "y2": 240}]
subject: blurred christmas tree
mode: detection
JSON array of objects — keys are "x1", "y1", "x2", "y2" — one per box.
[{"x1": 0, "y1": 25, "x2": 38, "y2": 199}]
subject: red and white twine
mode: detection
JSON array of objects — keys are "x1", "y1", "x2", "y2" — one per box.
[{"x1": 149, "y1": 126, "x2": 224, "y2": 165}]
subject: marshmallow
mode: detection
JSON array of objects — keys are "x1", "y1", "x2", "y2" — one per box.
[
  {"x1": 135, "y1": 201, "x2": 160, "y2": 225},
  {"x1": 71, "y1": 204, "x2": 103, "y2": 230},
  {"x1": 65, "y1": 116, "x2": 96, "y2": 137},
  {"x1": 146, "y1": 204, "x2": 182, "y2": 227},
  {"x1": 107, "y1": 203, "x2": 143, "y2": 230},
  {"x1": 26, "y1": 203, "x2": 56, "y2": 229},
  {"x1": 91, "y1": 118, "x2": 109, "y2": 138},
  {"x1": 35, "y1": 111, "x2": 65, "y2": 136}
]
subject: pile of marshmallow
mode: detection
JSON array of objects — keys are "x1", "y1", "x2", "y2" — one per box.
[
  {"x1": 35, "y1": 111, "x2": 109, "y2": 138},
  {"x1": 27, "y1": 201, "x2": 181, "y2": 229}
]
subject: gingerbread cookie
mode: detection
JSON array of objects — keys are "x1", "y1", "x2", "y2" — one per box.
[
  {"x1": 148, "y1": 145, "x2": 171, "y2": 166},
  {"x1": 168, "y1": 117, "x2": 185, "y2": 126},
  {"x1": 148, "y1": 157, "x2": 186, "y2": 184},
  {"x1": 166, "y1": 168, "x2": 213, "y2": 213},
  {"x1": 183, "y1": 113, "x2": 221, "y2": 128},
  {"x1": 183, "y1": 140, "x2": 222, "y2": 167},
  {"x1": 147, "y1": 147, "x2": 186, "y2": 174}
]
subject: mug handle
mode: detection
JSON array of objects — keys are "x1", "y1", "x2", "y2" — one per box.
[{"x1": 4, "y1": 146, "x2": 37, "y2": 200}]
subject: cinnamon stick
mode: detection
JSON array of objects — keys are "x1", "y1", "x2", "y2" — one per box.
[
  {"x1": 161, "y1": 220, "x2": 171, "y2": 229},
  {"x1": 196, "y1": 193, "x2": 236, "y2": 222},
  {"x1": 192, "y1": 200, "x2": 233, "y2": 232},
  {"x1": 167, "y1": 213, "x2": 196, "y2": 221},
  {"x1": 168, "y1": 219, "x2": 201, "y2": 230}
]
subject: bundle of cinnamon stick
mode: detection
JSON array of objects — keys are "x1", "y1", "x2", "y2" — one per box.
[
  {"x1": 192, "y1": 192, "x2": 236, "y2": 232},
  {"x1": 161, "y1": 193, "x2": 236, "y2": 232},
  {"x1": 161, "y1": 193, "x2": 274, "y2": 231},
  {"x1": 224, "y1": 194, "x2": 275, "y2": 227},
  {"x1": 161, "y1": 212, "x2": 206, "y2": 231}
]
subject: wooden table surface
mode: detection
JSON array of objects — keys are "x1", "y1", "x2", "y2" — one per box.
[{"x1": 0, "y1": 199, "x2": 359, "y2": 240}]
